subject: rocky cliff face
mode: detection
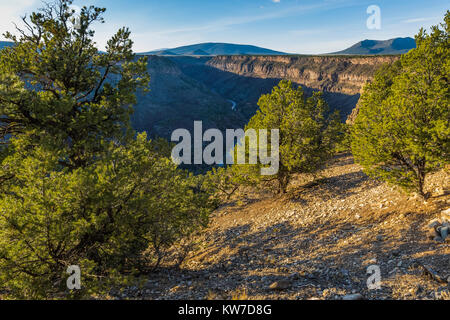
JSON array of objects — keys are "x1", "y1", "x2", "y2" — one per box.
[{"x1": 207, "y1": 55, "x2": 398, "y2": 96}]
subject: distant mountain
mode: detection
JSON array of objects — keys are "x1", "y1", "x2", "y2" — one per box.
[
  {"x1": 0, "y1": 41, "x2": 14, "y2": 50},
  {"x1": 332, "y1": 37, "x2": 416, "y2": 55},
  {"x1": 138, "y1": 42, "x2": 287, "y2": 56},
  {"x1": 149, "y1": 50, "x2": 179, "y2": 56}
]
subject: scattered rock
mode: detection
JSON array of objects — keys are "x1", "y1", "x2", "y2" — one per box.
[
  {"x1": 269, "y1": 280, "x2": 291, "y2": 291},
  {"x1": 144, "y1": 281, "x2": 154, "y2": 289},
  {"x1": 427, "y1": 218, "x2": 450, "y2": 242},
  {"x1": 442, "y1": 208, "x2": 450, "y2": 221},
  {"x1": 342, "y1": 293, "x2": 364, "y2": 300},
  {"x1": 392, "y1": 250, "x2": 401, "y2": 257},
  {"x1": 415, "y1": 285, "x2": 423, "y2": 295},
  {"x1": 427, "y1": 228, "x2": 440, "y2": 240},
  {"x1": 428, "y1": 219, "x2": 442, "y2": 229},
  {"x1": 119, "y1": 154, "x2": 449, "y2": 301},
  {"x1": 440, "y1": 226, "x2": 449, "y2": 240}
]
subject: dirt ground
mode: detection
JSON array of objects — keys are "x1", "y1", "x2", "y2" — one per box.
[{"x1": 124, "y1": 154, "x2": 449, "y2": 300}]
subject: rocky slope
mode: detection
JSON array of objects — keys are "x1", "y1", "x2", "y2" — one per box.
[{"x1": 116, "y1": 154, "x2": 450, "y2": 300}]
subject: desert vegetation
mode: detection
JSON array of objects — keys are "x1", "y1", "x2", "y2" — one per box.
[
  {"x1": 0, "y1": 0, "x2": 215, "y2": 299},
  {"x1": 351, "y1": 14, "x2": 449, "y2": 198}
]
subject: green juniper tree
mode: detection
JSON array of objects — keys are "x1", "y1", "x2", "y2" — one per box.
[
  {"x1": 351, "y1": 12, "x2": 449, "y2": 198},
  {"x1": 242, "y1": 80, "x2": 341, "y2": 193},
  {"x1": 0, "y1": 0, "x2": 149, "y2": 166}
]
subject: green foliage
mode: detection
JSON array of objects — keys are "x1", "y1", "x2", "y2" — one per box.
[
  {"x1": 351, "y1": 12, "x2": 450, "y2": 197},
  {"x1": 205, "y1": 165, "x2": 259, "y2": 200},
  {"x1": 334, "y1": 123, "x2": 352, "y2": 153},
  {"x1": 206, "y1": 167, "x2": 241, "y2": 200},
  {"x1": 0, "y1": 133, "x2": 214, "y2": 298},
  {"x1": 0, "y1": 0, "x2": 149, "y2": 167},
  {"x1": 242, "y1": 80, "x2": 341, "y2": 193},
  {"x1": 0, "y1": 0, "x2": 215, "y2": 299}
]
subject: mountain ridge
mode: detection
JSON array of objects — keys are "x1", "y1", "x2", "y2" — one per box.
[
  {"x1": 331, "y1": 37, "x2": 416, "y2": 55},
  {"x1": 138, "y1": 42, "x2": 287, "y2": 56},
  {"x1": 138, "y1": 38, "x2": 416, "y2": 56},
  {"x1": 2, "y1": 38, "x2": 416, "y2": 56}
]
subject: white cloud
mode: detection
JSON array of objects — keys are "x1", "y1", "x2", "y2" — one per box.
[{"x1": 401, "y1": 17, "x2": 439, "y2": 24}]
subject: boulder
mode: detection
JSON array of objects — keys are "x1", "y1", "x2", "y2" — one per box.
[
  {"x1": 440, "y1": 227, "x2": 449, "y2": 240},
  {"x1": 427, "y1": 228, "x2": 440, "y2": 240},
  {"x1": 269, "y1": 280, "x2": 291, "y2": 291},
  {"x1": 342, "y1": 293, "x2": 364, "y2": 300},
  {"x1": 428, "y1": 219, "x2": 442, "y2": 229}
]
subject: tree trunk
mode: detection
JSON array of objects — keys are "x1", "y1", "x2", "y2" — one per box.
[
  {"x1": 278, "y1": 173, "x2": 290, "y2": 194},
  {"x1": 416, "y1": 159, "x2": 428, "y2": 199}
]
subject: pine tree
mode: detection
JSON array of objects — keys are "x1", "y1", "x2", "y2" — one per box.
[
  {"x1": 351, "y1": 12, "x2": 449, "y2": 198},
  {"x1": 244, "y1": 80, "x2": 341, "y2": 193},
  {"x1": 0, "y1": 0, "x2": 149, "y2": 167},
  {"x1": 0, "y1": 0, "x2": 215, "y2": 298}
]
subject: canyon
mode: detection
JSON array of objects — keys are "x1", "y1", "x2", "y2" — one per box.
[
  {"x1": 206, "y1": 55, "x2": 398, "y2": 95},
  {"x1": 0, "y1": 41, "x2": 401, "y2": 137},
  {"x1": 132, "y1": 54, "x2": 399, "y2": 138}
]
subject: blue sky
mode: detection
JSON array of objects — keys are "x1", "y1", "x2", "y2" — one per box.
[{"x1": 0, "y1": 0, "x2": 448, "y2": 53}]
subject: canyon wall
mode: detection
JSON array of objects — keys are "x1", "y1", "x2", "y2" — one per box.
[{"x1": 206, "y1": 55, "x2": 399, "y2": 96}]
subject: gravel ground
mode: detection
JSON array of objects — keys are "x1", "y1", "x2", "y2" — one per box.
[{"x1": 117, "y1": 154, "x2": 449, "y2": 300}]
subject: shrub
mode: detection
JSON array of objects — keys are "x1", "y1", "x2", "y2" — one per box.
[
  {"x1": 0, "y1": 0, "x2": 215, "y2": 298},
  {"x1": 351, "y1": 12, "x2": 450, "y2": 198},
  {"x1": 0, "y1": 133, "x2": 215, "y2": 298},
  {"x1": 241, "y1": 80, "x2": 341, "y2": 193}
]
